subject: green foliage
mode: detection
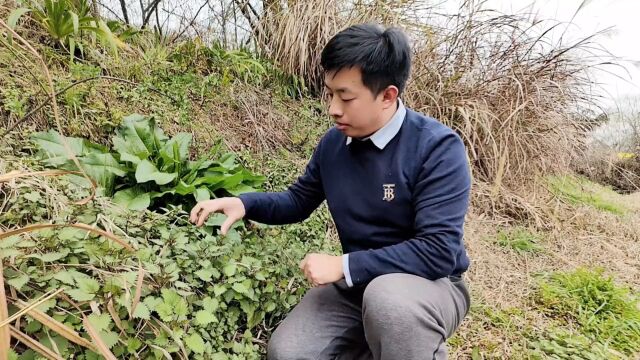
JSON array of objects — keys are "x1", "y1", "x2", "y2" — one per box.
[
  {"x1": 534, "y1": 268, "x2": 640, "y2": 355},
  {"x1": 495, "y1": 227, "x2": 543, "y2": 254},
  {"x1": 527, "y1": 328, "x2": 626, "y2": 360},
  {"x1": 0, "y1": 175, "x2": 328, "y2": 358},
  {"x1": 31, "y1": 114, "x2": 265, "y2": 210},
  {"x1": 548, "y1": 175, "x2": 628, "y2": 215},
  {"x1": 168, "y1": 39, "x2": 307, "y2": 98},
  {"x1": 9, "y1": 0, "x2": 122, "y2": 58}
]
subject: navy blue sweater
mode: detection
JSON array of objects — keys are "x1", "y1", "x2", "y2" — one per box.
[{"x1": 239, "y1": 108, "x2": 471, "y2": 286}]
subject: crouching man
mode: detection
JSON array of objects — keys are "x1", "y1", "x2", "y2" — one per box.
[{"x1": 190, "y1": 23, "x2": 471, "y2": 360}]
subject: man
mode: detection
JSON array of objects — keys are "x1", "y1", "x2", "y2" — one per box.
[{"x1": 190, "y1": 23, "x2": 471, "y2": 360}]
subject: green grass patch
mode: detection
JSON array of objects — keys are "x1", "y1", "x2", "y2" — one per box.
[
  {"x1": 534, "y1": 267, "x2": 640, "y2": 356},
  {"x1": 496, "y1": 227, "x2": 543, "y2": 254},
  {"x1": 548, "y1": 175, "x2": 628, "y2": 215}
]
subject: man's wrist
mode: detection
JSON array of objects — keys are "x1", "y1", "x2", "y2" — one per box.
[{"x1": 342, "y1": 254, "x2": 354, "y2": 287}]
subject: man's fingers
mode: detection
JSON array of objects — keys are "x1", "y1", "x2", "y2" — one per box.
[
  {"x1": 189, "y1": 203, "x2": 203, "y2": 223},
  {"x1": 299, "y1": 255, "x2": 308, "y2": 270},
  {"x1": 196, "y1": 207, "x2": 214, "y2": 227},
  {"x1": 220, "y1": 215, "x2": 237, "y2": 235}
]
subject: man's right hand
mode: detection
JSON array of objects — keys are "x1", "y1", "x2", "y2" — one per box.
[{"x1": 189, "y1": 197, "x2": 246, "y2": 235}]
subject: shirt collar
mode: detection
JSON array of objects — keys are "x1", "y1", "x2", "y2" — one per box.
[{"x1": 346, "y1": 99, "x2": 406, "y2": 149}]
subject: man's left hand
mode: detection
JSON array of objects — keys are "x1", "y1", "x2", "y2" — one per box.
[{"x1": 299, "y1": 253, "x2": 344, "y2": 286}]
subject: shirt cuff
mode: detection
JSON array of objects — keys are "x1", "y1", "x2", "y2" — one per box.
[{"x1": 342, "y1": 254, "x2": 353, "y2": 287}]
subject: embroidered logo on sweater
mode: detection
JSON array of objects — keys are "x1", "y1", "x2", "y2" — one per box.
[{"x1": 382, "y1": 184, "x2": 395, "y2": 202}]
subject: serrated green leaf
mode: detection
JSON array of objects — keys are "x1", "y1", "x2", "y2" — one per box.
[
  {"x1": 135, "y1": 160, "x2": 177, "y2": 185},
  {"x1": 174, "y1": 298, "x2": 189, "y2": 318},
  {"x1": 23, "y1": 191, "x2": 41, "y2": 202},
  {"x1": 76, "y1": 276, "x2": 100, "y2": 294},
  {"x1": 213, "y1": 284, "x2": 226, "y2": 297},
  {"x1": 211, "y1": 353, "x2": 228, "y2": 360},
  {"x1": 195, "y1": 269, "x2": 214, "y2": 281},
  {"x1": 232, "y1": 282, "x2": 248, "y2": 294},
  {"x1": 133, "y1": 302, "x2": 150, "y2": 319},
  {"x1": 201, "y1": 297, "x2": 219, "y2": 312},
  {"x1": 7, "y1": 273, "x2": 29, "y2": 290},
  {"x1": 87, "y1": 313, "x2": 111, "y2": 332},
  {"x1": 36, "y1": 249, "x2": 70, "y2": 262},
  {"x1": 0, "y1": 235, "x2": 22, "y2": 248},
  {"x1": 223, "y1": 263, "x2": 237, "y2": 277},
  {"x1": 54, "y1": 271, "x2": 75, "y2": 285},
  {"x1": 155, "y1": 302, "x2": 173, "y2": 322},
  {"x1": 185, "y1": 333, "x2": 205, "y2": 354},
  {"x1": 58, "y1": 227, "x2": 86, "y2": 241},
  {"x1": 67, "y1": 289, "x2": 95, "y2": 302},
  {"x1": 194, "y1": 310, "x2": 216, "y2": 326}
]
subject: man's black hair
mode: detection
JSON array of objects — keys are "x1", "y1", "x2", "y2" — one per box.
[{"x1": 320, "y1": 23, "x2": 411, "y2": 96}]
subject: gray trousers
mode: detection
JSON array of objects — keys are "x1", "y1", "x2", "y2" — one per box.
[{"x1": 267, "y1": 273, "x2": 470, "y2": 360}]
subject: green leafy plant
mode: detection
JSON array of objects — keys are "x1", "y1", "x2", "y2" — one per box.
[
  {"x1": 495, "y1": 227, "x2": 543, "y2": 254},
  {"x1": 32, "y1": 114, "x2": 265, "y2": 210},
  {"x1": 0, "y1": 175, "x2": 319, "y2": 359},
  {"x1": 8, "y1": 0, "x2": 122, "y2": 58},
  {"x1": 535, "y1": 268, "x2": 640, "y2": 355},
  {"x1": 548, "y1": 175, "x2": 628, "y2": 215},
  {"x1": 527, "y1": 328, "x2": 626, "y2": 360}
]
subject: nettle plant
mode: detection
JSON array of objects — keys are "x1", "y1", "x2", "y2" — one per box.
[{"x1": 32, "y1": 114, "x2": 265, "y2": 211}]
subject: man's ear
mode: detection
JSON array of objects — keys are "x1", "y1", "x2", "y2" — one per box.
[{"x1": 380, "y1": 86, "x2": 399, "y2": 110}]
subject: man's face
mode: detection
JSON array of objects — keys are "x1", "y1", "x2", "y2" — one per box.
[{"x1": 324, "y1": 67, "x2": 394, "y2": 138}]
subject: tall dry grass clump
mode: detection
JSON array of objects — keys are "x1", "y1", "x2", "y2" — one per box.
[{"x1": 256, "y1": 0, "x2": 610, "y2": 220}]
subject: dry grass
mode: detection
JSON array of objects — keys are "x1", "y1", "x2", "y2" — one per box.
[
  {"x1": 254, "y1": 0, "x2": 615, "y2": 221},
  {"x1": 452, "y1": 184, "x2": 640, "y2": 358}
]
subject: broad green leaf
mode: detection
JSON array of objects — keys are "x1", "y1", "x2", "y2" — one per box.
[
  {"x1": 32, "y1": 130, "x2": 106, "y2": 166},
  {"x1": 194, "y1": 187, "x2": 210, "y2": 202},
  {"x1": 220, "y1": 172, "x2": 245, "y2": 189},
  {"x1": 113, "y1": 187, "x2": 151, "y2": 211},
  {"x1": 70, "y1": 11, "x2": 79, "y2": 34},
  {"x1": 212, "y1": 353, "x2": 229, "y2": 360},
  {"x1": 185, "y1": 333, "x2": 205, "y2": 354},
  {"x1": 227, "y1": 183, "x2": 256, "y2": 196},
  {"x1": 80, "y1": 152, "x2": 126, "y2": 193},
  {"x1": 160, "y1": 133, "x2": 191, "y2": 165},
  {"x1": 174, "y1": 180, "x2": 196, "y2": 195},
  {"x1": 113, "y1": 114, "x2": 166, "y2": 161},
  {"x1": 135, "y1": 160, "x2": 177, "y2": 185},
  {"x1": 194, "y1": 310, "x2": 216, "y2": 326},
  {"x1": 7, "y1": 8, "x2": 31, "y2": 44}
]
